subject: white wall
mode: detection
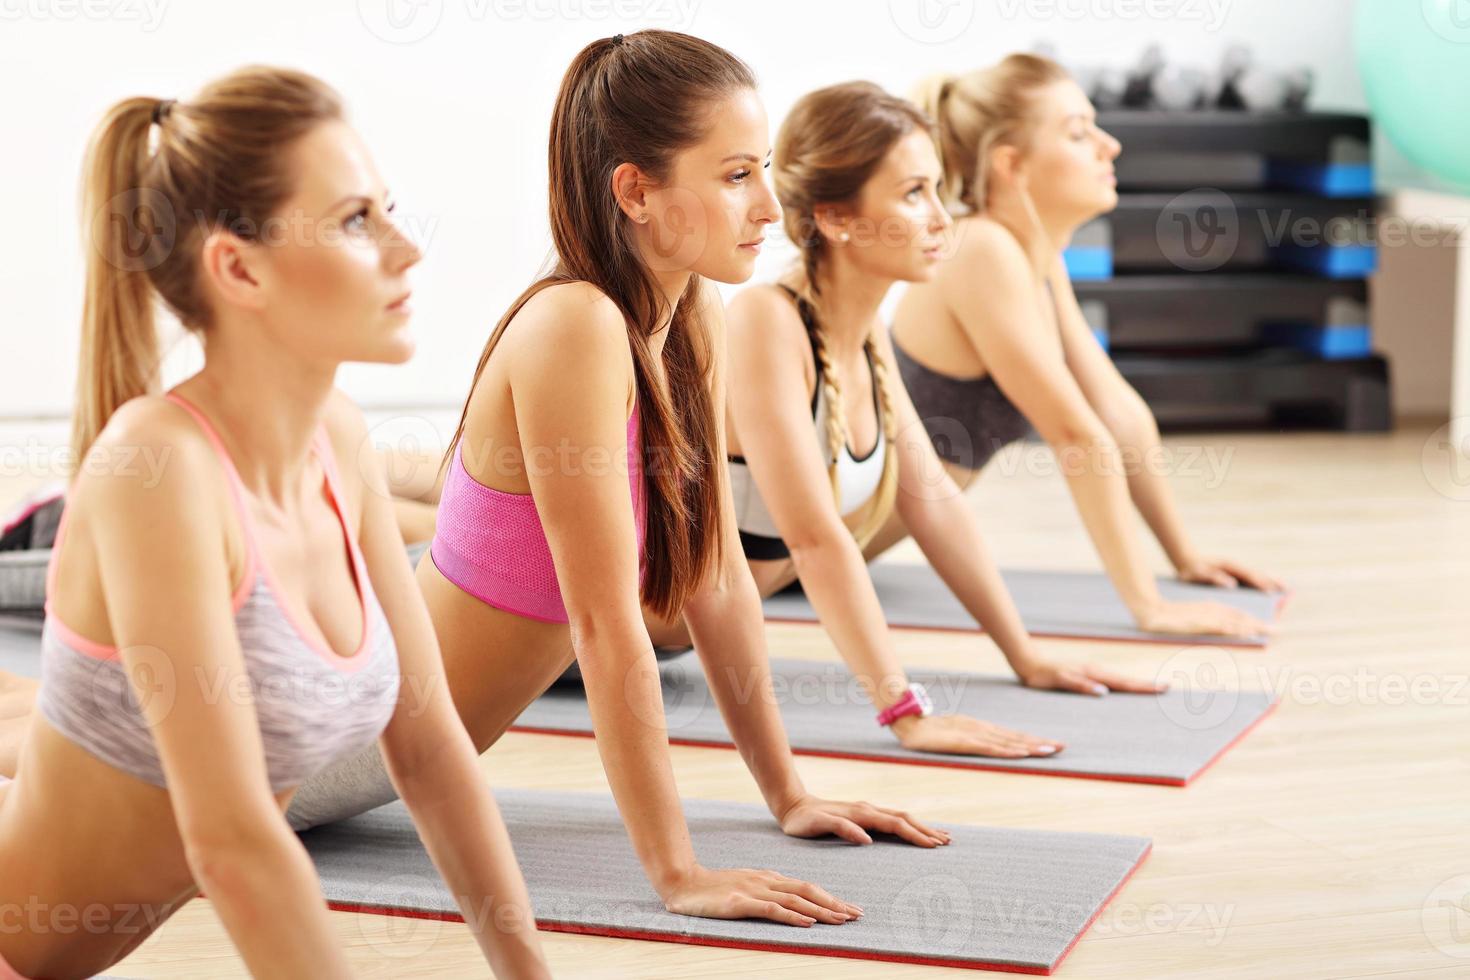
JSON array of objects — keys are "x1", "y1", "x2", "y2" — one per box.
[{"x1": 0, "y1": 0, "x2": 1412, "y2": 419}]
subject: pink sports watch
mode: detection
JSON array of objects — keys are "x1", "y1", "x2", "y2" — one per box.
[{"x1": 876, "y1": 682, "x2": 934, "y2": 727}]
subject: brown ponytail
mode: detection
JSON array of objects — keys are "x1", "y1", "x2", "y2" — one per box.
[
  {"x1": 74, "y1": 66, "x2": 344, "y2": 467},
  {"x1": 443, "y1": 30, "x2": 754, "y2": 619}
]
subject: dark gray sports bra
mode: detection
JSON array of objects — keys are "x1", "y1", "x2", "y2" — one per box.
[{"x1": 893, "y1": 281, "x2": 1061, "y2": 472}]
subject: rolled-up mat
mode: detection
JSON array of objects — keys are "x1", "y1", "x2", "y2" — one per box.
[
  {"x1": 763, "y1": 561, "x2": 1287, "y2": 648},
  {"x1": 515, "y1": 657, "x2": 1275, "y2": 786},
  {"x1": 304, "y1": 788, "x2": 1151, "y2": 975}
]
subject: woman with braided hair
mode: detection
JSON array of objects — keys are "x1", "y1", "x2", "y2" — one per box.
[{"x1": 645, "y1": 81, "x2": 1164, "y2": 759}]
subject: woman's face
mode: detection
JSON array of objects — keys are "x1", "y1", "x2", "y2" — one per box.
[
  {"x1": 1011, "y1": 79, "x2": 1121, "y2": 221},
  {"x1": 838, "y1": 128, "x2": 952, "y2": 284},
  {"x1": 640, "y1": 87, "x2": 781, "y2": 284},
  {"x1": 246, "y1": 119, "x2": 422, "y2": 367}
]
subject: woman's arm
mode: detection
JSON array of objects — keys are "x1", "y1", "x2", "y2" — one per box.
[
  {"x1": 1048, "y1": 255, "x2": 1285, "y2": 593},
  {"x1": 873, "y1": 325, "x2": 1159, "y2": 696},
  {"x1": 506, "y1": 283, "x2": 854, "y2": 927},
  {"x1": 940, "y1": 224, "x2": 1269, "y2": 637},
  {"x1": 682, "y1": 283, "x2": 950, "y2": 843},
  {"x1": 323, "y1": 392, "x2": 549, "y2": 979},
  {"x1": 724, "y1": 286, "x2": 1057, "y2": 756},
  {"x1": 84, "y1": 400, "x2": 351, "y2": 978}
]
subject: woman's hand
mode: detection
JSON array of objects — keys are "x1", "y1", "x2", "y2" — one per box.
[
  {"x1": 1177, "y1": 555, "x2": 1286, "y2": 593},
  {"x1": 888, "y1": 714, "x2": 1063, "y2": 759},
  {"x1": 1134, "y1": 599, "x2": 1272, "y2": 638},
  {"x1": 659, "y1": 864, "x2": 863, "y2": 927},
  {"x1": 1017, "y1": 660, "x2": 1167, "y2": 696},
  {"x1": 776, "y1": 794, "x2": 953, "y2": 848}
]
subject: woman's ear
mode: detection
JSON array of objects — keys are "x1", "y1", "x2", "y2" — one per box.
[
  {"x1": 198, "y1": 230, "x2": 265, "y2": 314},
  {"x1": 812, "y1": 203, "x2": 853, "y2": 246},
  {"x1": 611, "y1": 162, "x2": 652, "y2": 224},
  {"x1": 989, "y1": 143, "x2": 1022, "y2": 185}
]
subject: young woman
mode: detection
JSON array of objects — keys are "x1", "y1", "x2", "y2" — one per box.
[
  {"x1": 641, "y1": 80, "x2": 1164, "y2": 761},
  {"x1": 285, "y1": 32, "x2": 951, "y2": 929},
  {"x1": 0, "y1": 68, "x2": 550, "y2": 978},
  {"x1": 882, "y1": 55, "x2": 1283, "y2": 637}
]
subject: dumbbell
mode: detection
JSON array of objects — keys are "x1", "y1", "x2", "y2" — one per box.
[{"x1": 1213, "y1": 44, "x2": 1313, "y2": 111}]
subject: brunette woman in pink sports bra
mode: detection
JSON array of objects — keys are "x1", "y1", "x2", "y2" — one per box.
[
  {"x1": 285, "y1": 30, "x2": 956, "y2": 930},
  {"x1": 0, "y1": 68, "x2": 549, "y2": 979}
]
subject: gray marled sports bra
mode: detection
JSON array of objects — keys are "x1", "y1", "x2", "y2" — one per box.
[
  {"x1": 894, "y1": 281, "x2": 1061, "y2": 472},
  {"x1": 37, "y1": 391, "x2": 401, "y2": 793}
]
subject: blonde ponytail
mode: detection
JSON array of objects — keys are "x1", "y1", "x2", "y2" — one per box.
[
  {"x1": 73, "y1": 98, "x2": 166, "y2": 467},
  {"x1": 69, "y1": 67, "x2": 344, "y2": 468},
  {"x1": 913, "y1": 53, "x2": 1071, "y2": 214}
]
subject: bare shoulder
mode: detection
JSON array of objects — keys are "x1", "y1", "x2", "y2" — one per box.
[
  {"x1": 725, "y1": 282, "x2": 807, "y2": 351},
  {"x1": 67, "y1": 394, "x2": 229, "y2": 542},
  {"x1": 949, "y1": 216, "x2": 1028, "y2": 271},
  {"x1": 503, "y1": 280, "x2": 634, "y2": 378}
]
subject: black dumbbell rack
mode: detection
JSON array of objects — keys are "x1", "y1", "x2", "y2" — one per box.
[{"x1": 1071, "y1": 110, "x2": 1391, "y2": 432}]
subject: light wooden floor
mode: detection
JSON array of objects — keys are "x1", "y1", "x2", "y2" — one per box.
[{"x1": 11, "y1": 423, "x2": 1469, "y2": 978}]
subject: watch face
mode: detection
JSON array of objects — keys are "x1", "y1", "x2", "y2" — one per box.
[{"x1": 910, "y1": 682, "x2": 934, "y2": 716}]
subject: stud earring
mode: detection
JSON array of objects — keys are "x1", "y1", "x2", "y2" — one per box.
[{"x1": 838, "y1": 232, "x2": 850, "y2": 242}]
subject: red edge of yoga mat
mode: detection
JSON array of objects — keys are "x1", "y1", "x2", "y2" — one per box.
[
  {"x1": 766, "y1": 588, "x2": 1295, "y2": 651},
  {"x1": 322, "y1": 843, "x2": 1153, "y2": 976},
  {"x1": 511, "y1": 699, "x2": 1278, "y2": 789}
]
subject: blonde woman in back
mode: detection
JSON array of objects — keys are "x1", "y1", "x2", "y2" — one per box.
[
  {"x1": 0, "y1": 68, "x2": 548, "y2": 979},
  {"x1": 646, "y1": 81, "x2": 1164, "y2": 761},
  {"x1": 882, "y1": 55, "x2": 1283, "y2": 638}
]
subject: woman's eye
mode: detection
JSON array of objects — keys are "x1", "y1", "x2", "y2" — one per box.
[
  {"x1": 906, "y1": 186, "x2": 923, "y2": 200},
  {"x1": 729, "y1": 169, "x2": 751, "y2": 183},
  {"x1": 345, "y1": 207, "x2": 371, "y2": 231}
]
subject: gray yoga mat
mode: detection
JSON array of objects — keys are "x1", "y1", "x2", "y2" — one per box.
[
  {"x1": 516, "y1": 656, "x2": 1276, "y2": 786},
  {"x1": 303, "y1": 788, "x2": 1150, "y2": 974},
  {"x1": 763, "y1": 561, "x2": 1286, "y2": 647}
]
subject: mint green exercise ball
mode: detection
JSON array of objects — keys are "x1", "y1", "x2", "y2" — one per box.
[{"x1": 1357, "y1": 0, "x2": 1470, "y2": 187}]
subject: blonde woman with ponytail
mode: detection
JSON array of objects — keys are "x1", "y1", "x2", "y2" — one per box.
[
  {"x1": 657, "y1": 80, "x2": 1161, "y2": 763},
  {"x1": 885, "y1": 55, "x2": 1284, "y2": 638},
  {"x1": 0, "y1": 68, "x2": 550, "y2": 978}
]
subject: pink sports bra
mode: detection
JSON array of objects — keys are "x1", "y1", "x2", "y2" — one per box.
[
  {"x1": 36, "y1": 391, "x2": 401, "y2": 793},
  {"x1": 429, "y1": 405, "x2": 647, "y2": 624}
]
